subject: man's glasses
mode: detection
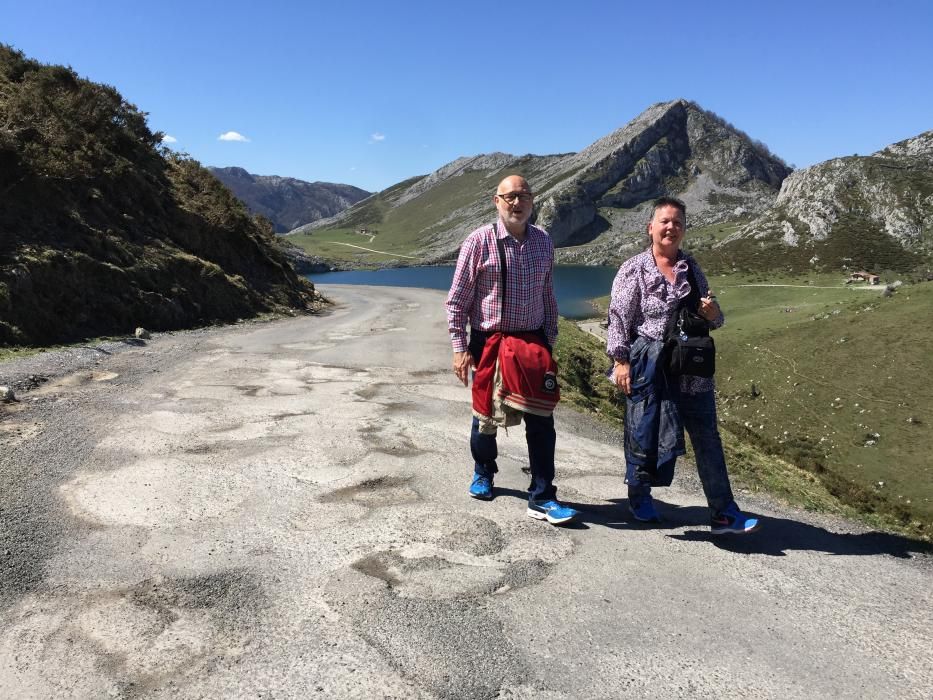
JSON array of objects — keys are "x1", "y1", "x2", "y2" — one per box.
[{"x1": 496, "y1": 191, "x2": 534, "y2": 204}]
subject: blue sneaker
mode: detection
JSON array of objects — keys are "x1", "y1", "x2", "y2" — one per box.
[
  {"x1": 527, "y1": 500, "x2": 578, "y2": 525},
  {"x1": 469, "y1": 474, "x2": 493, "y2": 500},
  {"x1": 629, "y1": 496, "x2": 662, "y2": 523},
  {"x1": 710, "y1": 503, "x2": 761, "y2": 534}
]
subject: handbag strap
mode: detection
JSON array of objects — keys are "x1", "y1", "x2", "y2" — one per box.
[
  {"x1": 494, "y1": 222, "x2": 507, "y2": 329},
  {"x1": 668, "y1": 260, "x2": 707, "y2": 338}
]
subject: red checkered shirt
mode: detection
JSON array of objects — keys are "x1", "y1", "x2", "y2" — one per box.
[{"x1": 446, "y1": 219, "x2": 558, "y2": 353}]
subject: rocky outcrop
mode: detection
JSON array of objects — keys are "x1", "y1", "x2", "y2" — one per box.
[
  {"x1": 719, "y1": 130, "x2": 933, "y2": 270},
  {"x1": 209, "y1": 167, "x2": 370, "y2": 233},
  {"x1": 534, "y1": 100, "x2": 791, "y2": 246},
  {"x1": 271, "y1": 238, "x2": 339, "y2": 274}
]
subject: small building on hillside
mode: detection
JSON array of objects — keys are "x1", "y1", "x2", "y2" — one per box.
[{"x1": 847, "y1": 271, "x2": 880, "y2": 285}]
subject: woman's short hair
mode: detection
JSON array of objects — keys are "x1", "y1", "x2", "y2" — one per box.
[{"x1": 649, "y1": 196, "x2": 687, "y2": 225}]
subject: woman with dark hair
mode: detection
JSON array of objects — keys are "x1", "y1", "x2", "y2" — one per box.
[{"x1": 606, "y1": 196, "x2": 761, "y2": 534}]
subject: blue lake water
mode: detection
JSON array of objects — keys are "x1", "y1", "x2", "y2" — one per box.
[{"x1": 307, "y1": 265, "x2": 619, "y2": 320}]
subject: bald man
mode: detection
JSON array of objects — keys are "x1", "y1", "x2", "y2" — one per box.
[{"x1": 445, "y1": 175, "x2": 577, "y2": 525}]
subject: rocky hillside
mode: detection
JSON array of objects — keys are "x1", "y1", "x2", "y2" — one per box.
[
  {"x1": 209, "y1": 166, "x2": 369, "y2": 233},
  {"x1": 301, "y1": 99, "x2": 791, "y2": 264},
  {"x1": 0, "y1": 45, "x2": 322, "y2": 347},
  {"x1": 714, "y1": 131, "x2": 933, "y2": 272}
]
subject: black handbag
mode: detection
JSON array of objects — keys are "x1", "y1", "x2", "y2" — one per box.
[{"x1": 663, "y1": 267, "x2": 715, "y2": 378}]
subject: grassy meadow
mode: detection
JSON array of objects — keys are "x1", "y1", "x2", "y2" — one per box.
[{"x1": 567, "y1": 271, "x2": 933, "y2": 541}]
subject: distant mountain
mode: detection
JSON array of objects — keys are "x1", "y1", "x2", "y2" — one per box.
[
  {"x1": 209, "y1": 167, "x2": 370, "y2": 233},
  {"x1": 714, "y1": 130, "x2": 933, "y2": 271},
  {"x1": 300, "y1": 99, "x2": 792, "y2": 263},
  {"x1": 0, "y1": 45, "x2": 320, "y2": 347}
]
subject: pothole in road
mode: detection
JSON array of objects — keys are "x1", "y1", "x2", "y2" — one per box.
[
  {"x1": 0, "y1": 414, "x2": 41, "y2": 446},
  {"x1": 350, "y1": 548, "x2": 554, "y2": 601},
  {"x1": 354, "y1": 384, "x2": 382, "y2": 400},
  {"x1": 60, "y1": 458, "x2": 250, "y2": 527},
  {"x1": 382, "y1": 401, "x2": 418, "y2": 416},
  {"x1": 350, "y1": 550, "x2": 506, "y2": 599},
  {"x1": 408, "y1": 369, "x2": 447, "y2": 378},
  {"x1": 1, "y1": 570, "x2": 261, "y2": 697},
  {"x1": 356, "y1": 424, "x2": 430, "y2": 458},
  {"x1": 318, "y1": 475, "x2": 421, "y2": 508},
  {"x1": 345, "y1": 511, "x2": 559, "y2": 600},
  {"x1": 30, "y1": 370, "x2": 120, "y2": 395},
  {"x1": 319, "y1": 509, "x2": 572, "y2": 696}
]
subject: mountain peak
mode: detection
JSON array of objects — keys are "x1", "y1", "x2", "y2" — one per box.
[
  {"x1": 532, "y1": 99, "x2": 792, "y2": 245},
  {"x1": 208, "y1": 168, "x2": 370, "y2": 232},
  {"x1": 310, "y1": 100, "x2": 793, "y2": 261}
]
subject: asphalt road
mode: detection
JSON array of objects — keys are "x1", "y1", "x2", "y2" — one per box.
[{"x1": 1, "y1": 285, "x2": 931, "y2": 699}]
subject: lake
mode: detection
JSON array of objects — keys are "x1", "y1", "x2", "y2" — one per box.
[{"x1": 308, "y1": 265, "x2": 619, "y2": 320}]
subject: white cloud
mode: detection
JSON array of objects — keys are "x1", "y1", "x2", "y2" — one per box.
[
  {"x1": 369, "y1": 132, "x2": 386, "y2": 144},
  {"x1": 161, "y1": 134, "x2": 178, "y2": 144},
  {"x1": 218, "y1": 131, "x2": 250, "y2": 142}
]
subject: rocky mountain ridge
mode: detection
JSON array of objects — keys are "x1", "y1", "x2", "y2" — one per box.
[
  {"x1": 718, "y1": 130, "x2": 933, "y2": 271},
  {"x1": 209, "y1": 166, "x2": 369, "y2": 233},
  {"x1": 306, "y1": 99, "x2": 792, "y2": 263}
]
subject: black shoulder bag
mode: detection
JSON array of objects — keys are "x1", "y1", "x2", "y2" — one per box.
[{"x1": 663, "y1": 266, "x2": 715, "y2": 378}]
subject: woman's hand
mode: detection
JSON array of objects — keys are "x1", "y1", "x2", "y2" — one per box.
[
  {"x1": 612, "y1": 360, "x2": 631, "y2": 396},
  {"x1": 698, "y1": 291, "x2": 721, "y2": 321}
]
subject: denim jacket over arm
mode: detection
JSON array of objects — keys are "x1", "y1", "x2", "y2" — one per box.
[{"x1": 622, "y1": 336, "x2": 685, "y2": 487}]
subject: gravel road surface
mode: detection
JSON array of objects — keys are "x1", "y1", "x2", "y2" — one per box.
[{"x1": 1, "y1": 285, "x2": 930, "y2": 699}]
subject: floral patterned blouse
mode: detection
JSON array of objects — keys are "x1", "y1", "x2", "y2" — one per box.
[{"x1": 606, "y1": 249, "x2": 723, "y2": 394}]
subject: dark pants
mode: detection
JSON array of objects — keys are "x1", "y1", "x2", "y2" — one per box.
[
  {"x1": 628, "y1": 389, "x2": 735, "y2": 513},
  {"x1": 471, "y1": 414, "x2": 557, "y2": 502},
  {"x1": 469, "y1": 329, "x2": 558, "y2": 503}
]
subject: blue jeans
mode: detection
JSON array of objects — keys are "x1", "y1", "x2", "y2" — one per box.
[
  {"x1": 628, "y1": 390, "x2": 734, "y2": 513},
  {"x1": 471, "y1": 415, "x2": 557, "y2": 503}
]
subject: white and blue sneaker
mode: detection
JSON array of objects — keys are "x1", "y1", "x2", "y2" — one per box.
[
  {"x1": 710, "y1": 502, "x2": 761, "y2": 534},
  {"x1": 527, "y1": 500, "x2": 578, "y2": 525},
  {"x1": 469, "y1": 474, "x2": 493, "y2": 500}
]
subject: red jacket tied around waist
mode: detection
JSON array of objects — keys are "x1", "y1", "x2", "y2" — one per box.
[{"x1": 472, "y1": 332, "x2": 560, "y2": 429}]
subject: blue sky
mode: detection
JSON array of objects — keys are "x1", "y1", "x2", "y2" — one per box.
[{"x1": 4, "y1": 0, "x2": 932, "y2": 192}]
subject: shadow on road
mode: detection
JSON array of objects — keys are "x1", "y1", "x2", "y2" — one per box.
[
  {"x1": 668, "y1": 509, "x2": 931, "y2": 558},
  {"x1": 552, "y1": 497, "x2": 931, "y2": 559}
]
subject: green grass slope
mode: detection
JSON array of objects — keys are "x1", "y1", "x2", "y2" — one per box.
[
  {"x1": 715, "y1": 279, "x2": 933, "y2": 538},
  {"x1": 290, "y1": 156, "x2": 557, "y2": 265}
]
